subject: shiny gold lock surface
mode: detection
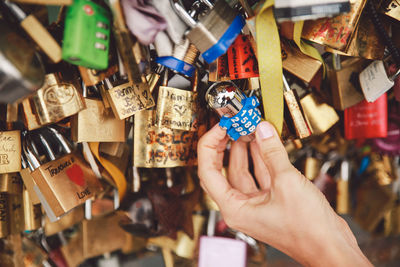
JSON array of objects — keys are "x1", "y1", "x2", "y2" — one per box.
[
  {"x1": 23, "y1": 188, "x2": 41, "y2": 231},
  {"x1": 0, "y1": 193, "x2": 9, "y2": 238},
  {"x1": 44, "y1": 205, "x2": 84, "y2": 236},
  {"x1": 134, "y1": 110, "x2": 198, "y2": 168},
  {"x1": 382, "y1": 0, "x2": 400, "y2": 21},
  {"x1": 8, "y1": 193, "x2": 24, "y2": 234},
  {"x1": 99, "y1": 142, "x2": 126, "y2": 157},
  {"x1": 78, "y1": 65, "x2": 118, "y2": 87},
  {"x1": 300, "y1": 93, "x2": 339, "y2": 135},
  {"x1": 71, "y1": 98, "x2": 126, "y2": 142},
  {"x1": 281, "y1": 40, "x2": 322, "y2": 83},
  {"x1": 31, "y1": 153, "x2": 103, "y2": 219},
  {"x1": 103, "y1": 79, "x2": 155, "y2": 120},
  {"x1": 0, "y1": 173, "x2": 23, "y2": 194},
  {"x1": 31, "y1": 73, "x2": 86, "y2": 125},
  {"x1": 21, "y1": 99, "x2": 42, "y2": 131},
  {"x1": 329, "y1": 57, "x2": 366, "y2": 110},
  {"x1": 0, "y1": 130, "x2": 21, "y2": 174},
  {"x1": 155, "y1": 86, "x2": 198, "y2": 131}
]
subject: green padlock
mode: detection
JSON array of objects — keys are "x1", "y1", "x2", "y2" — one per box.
[{"x1": 62, "y1": 0, "x2": 111, "y2": 70}]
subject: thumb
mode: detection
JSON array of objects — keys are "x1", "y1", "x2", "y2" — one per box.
[{"x1": 255, "y1": 121, "x2": 293, "y2": 176}]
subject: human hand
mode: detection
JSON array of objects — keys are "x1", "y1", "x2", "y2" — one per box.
[{"x1": 197, "y1": 121, "x2": 372, "y2": 267}]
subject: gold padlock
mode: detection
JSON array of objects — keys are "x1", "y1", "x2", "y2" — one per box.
[
  {"x1": 101, "y1": 75, "x2": 155, "y2": 120},
  {"x1": 44, "y1": 205, "x2": 84, "y2": 236},
  {"x1": 134, "y1": 109, "x2": 198, "y2": 168},
  {"x1": 71, "y1": 84, "x2": 126, "y2": 143},
  {"x1": 155, "y1": 71, "x2": 198, "y2": 131},
  {"x1": 0, "y1": 130, "x2": 21, "y2": 174},
  {"x1": 23, "y1": 187, "x2": 42, "y2": 232},
  {"x1": 78, "y1": 65, "x2": 118, "y2": 87},
  {"x1": 382, "y1": 0, "x2": 400, "y2": 22},
  {"x1": 0, "y1": 173, "x2": 23, "y2": 195},
  {"x1": 29, "y1": 73, "x2": 86, "y2": 126},
  {"x1": 8, "y1": 193, "x2": 24, "y2": 235},
  {"x1": 0, "y1": 193, "x2": 9, "y2": 238},
  {"x1": 20, "y1": 156, "x2": 41, "y2": 205},
  {"x1": 23, "y1": 127, "x2": 103, "y2": 221}
]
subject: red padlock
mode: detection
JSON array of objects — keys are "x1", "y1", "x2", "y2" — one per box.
[
  {"x1": 227, "y1": 34, "x2": 259, "y2": 80},
  {"x1": 344, "y1": 93, "x2": 388, "y2": 140}
]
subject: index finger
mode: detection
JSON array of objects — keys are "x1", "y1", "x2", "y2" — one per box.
[{"x1": 197, "y1": 124, "x2": 232, "y2": 206}]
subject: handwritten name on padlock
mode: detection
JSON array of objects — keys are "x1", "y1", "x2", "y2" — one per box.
[
  {"x1": 44, "y1": 157, "x2": 75, "y2": 177},
  {"x1": 0, "y1": 131, "x2": 21, "y2": 173}
]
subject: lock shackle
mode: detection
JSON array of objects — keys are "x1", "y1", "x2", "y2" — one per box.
[
  {"x1": 46, "y1": 127, "x2": 72, "y2": 154},
  {"x1": 390, "y1": 68, "x2": 400, "y2": 82},
  {"x1": 22, "y1": 135, "x2": 41, "y2": 171},
  {"x1": 170, "y1": 0, "x2": 197, "y2": 28}
]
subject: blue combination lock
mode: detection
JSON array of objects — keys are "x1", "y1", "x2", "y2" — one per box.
[{"x1": 205, "y1": 81, "x2": 262, "y2": 141}]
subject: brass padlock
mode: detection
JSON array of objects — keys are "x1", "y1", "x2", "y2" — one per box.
[
  {"x1": 78, "y1": 65, "x2": 118, "y2": 87},
  {"x1": 44, "y1": 205, "x2": 84, "y2": 236},
  {"x1": 300, "y1": 93, "x2": 340, "y2": 135},
  {"x1": 0, "y1": 130, "x2": 21, "y2": 174},
  {"x1": 23, "y1": 127, "x2": 103, "y2": 222},
  {"x1": 0, "y1": 193, "x2": 9, "y2": 238},
  {"x1": 8, "y1": 193, "x2": 24, "y2": 235},
  {"x1": 71, "y1": 83, "x2": 126, "y2": 142},
  {"x1": 101, "y1": 74, "x2": 155, "y2": 120},
  {"x1": 382, "y1": 0, "x2": 400, "y2": 22},
  {"x1": 0, "y1": 173, "x2": 23, "y2": 195},
  {"x1": 29, "y1": 73, "x2": 86, "y2": 126},
  {"x1": 155, "y1": 70, "x2": 198, "y2": 131},
  {"x1": 23, "y1": 187, "x2": 41, "y2": 232},
  {"x1": 328, "y1": 54, "x2": 366, "y2": 110},
  {"x1": 134, "y1": 109, "x2": 198, "y2": 168},
  {"x1": 20, "y1": 155, "x2": 41, "y2": 205}
]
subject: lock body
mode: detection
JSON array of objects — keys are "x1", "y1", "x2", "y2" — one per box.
[
  {"x1": 227, "y1": 34, "x2": 259, "y2": 80},
  {"x1": 22, "y1": 188, "x2": 42, "y2": 231},
  {"x1": 0, "y1": 173, "x2": 23, "y2": 194},
  {"x1": 31, "y1": 73, "x2": 86, "y2": 125},
  {"x1": 0, "y1": 130, "x2": 21, "y2": 174},
  {"x1": 30, "y1": 152, "x2": 103, "y2": 220},
  {"x1": 155, "y1": 86, "x2": 197, "y2": 131},
  {"x1": 344, "y1": 93, "x2": 388, "y2": 140},
  {"x1": 71, "y1": 98, "x2": 126, "y2": 142},
  {"x1": 184, "y1": 0, "x2": 245, "y2": 63},
  {"x1": 62, "y1": 0, "x2": 111, "y2": 70},
  {"x1": 0, "y1": 193, "x2": 9, "y2": 238}
]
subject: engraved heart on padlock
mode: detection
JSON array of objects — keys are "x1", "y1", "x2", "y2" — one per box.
[{"x1": 173, "y1": 104, "x2": 187, "y2": 116}]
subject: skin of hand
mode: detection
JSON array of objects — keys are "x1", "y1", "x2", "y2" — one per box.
[{"x1": 197, "y1": 121, "x2": 372, "y2": 267}]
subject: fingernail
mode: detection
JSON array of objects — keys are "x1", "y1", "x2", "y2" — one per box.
[{"x1": 256, "y1": 122, "x2": 274, "y2": 140}]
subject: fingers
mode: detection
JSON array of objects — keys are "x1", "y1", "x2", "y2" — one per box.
[
  {"x1": 229, "y1": 140, "x2": 258, "y2": 194},
  {"x1": 250, "y1": 141, "x2": 271, "y2": 190},
  {"x1": 197, "y1": 124, "x2": 235, "y2": 206},
  {"x1": 255, "y1": 121, "x2": 294, "y2": 176}
]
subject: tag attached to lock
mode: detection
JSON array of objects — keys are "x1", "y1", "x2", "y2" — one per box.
[
  {"x1": 359, "y1": 60, "x2": 400, "y2": 102},
  {"x1": 0, "y1": 131, "x2": 21, "y2": 174}
]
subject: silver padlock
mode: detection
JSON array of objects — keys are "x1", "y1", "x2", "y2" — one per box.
[
  {"x1": 171, "y1": 0, "x2": 245, "y2": 63},
  {"x1": 359, "y1": 58, "x2": 400, "y2": 102}
]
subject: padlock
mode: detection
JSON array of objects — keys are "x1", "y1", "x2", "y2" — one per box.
[
  {"x1": 78, "y1": 65, "x2": 118, "y2": 87},
  {"x1": 134, "y1": 109, "x2": 198, "y2": 168},
  {"x1": 0, "y1": 193, "x2": 9, "y2": 238},
  {"x1": 0, "y1": 19, "x2": 45, "y2": 103},
  {"x1": 8, "y1": 193, "x2": 24, "y2": 234},
  {"x1": 22, "y1": 187, "x2": 42, "y2": 232},
  {"x1": 71, "y1": 83, "x2": 126, "y2": 142},
  {"x1": 62, "y1": 0, "x2": 112, "y2": 70},
  {"x1": 300, "y1": 93, "x2": 339, "y2": 135},
  {"x1": 226, "y1": 33, "x2": 259, "y2": 80},
  {"x1": 283, "y1": 75, "x2": 312, "y2": 139},
  {"x1": 101, "y1": 73, "x2": 155, "y2": 120},
  {"x1": 302, "y1": 151, "x2": 322, "y2": 181},
  {"x1": 44, "y1": 205, "x2": 84, "y2": 236},
  {"x1": 313, "y1": 159, "x2": 337, "y2": 204},
  {"x1": 155, "y1": 70, "x2": 198, "y2": 131},
  {"x1": 281, "y1": 39, "x2": 322, "y2": 83},
  {"x1": 205, "y1": 80, "x2": 262, "y2": 141},
  {"x1": 172, "y1": 0, "x2": 245, "y2": 63},
  {"x1": 0, "y1": 173, "x2": 23, "y2": 195},
  {"x1": 328, "y1": 54, "x2": 366, "y2": 110},
  {"x1": 359, "y1": 57, "x2": 400, "y2": 102},
  {"x1": 28, "y1": 72, "x2": 86, "y2": 126},
  {"x1": 0, "y1": 130, "x2": 21, "y2": 174},
  {"x1": 23, "y1": 127, "x2": 103, "y2": 222},
  {"x1": 301, "y1": 0, "x2": 366, "y2": 52},
  {"x1": 382, "y1": 0, "x2": 400, "y2": 22},
  {"x1": 344, "y1": 92, "x2": 387, "y2": 140},
  {"x1": 198, "y1": 209, "x2": 247, "y2": 267},
  {"x1": 2, "y1": 1, "x2": 62, "y2": 63},
  {"x1": 156, "y1": 38, "x2": 199, "y2": 77}
]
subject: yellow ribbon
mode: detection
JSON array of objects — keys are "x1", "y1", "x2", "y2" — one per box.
[
  {"x1": 89, "y1": 142, "x2": 127, "y2": 199},
  {"x1": 256, "y1": 0, "x2": 283, "y2": 135},
  {"x1": 293, "y1": 21, "x2": 325, "y2": 75}
]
